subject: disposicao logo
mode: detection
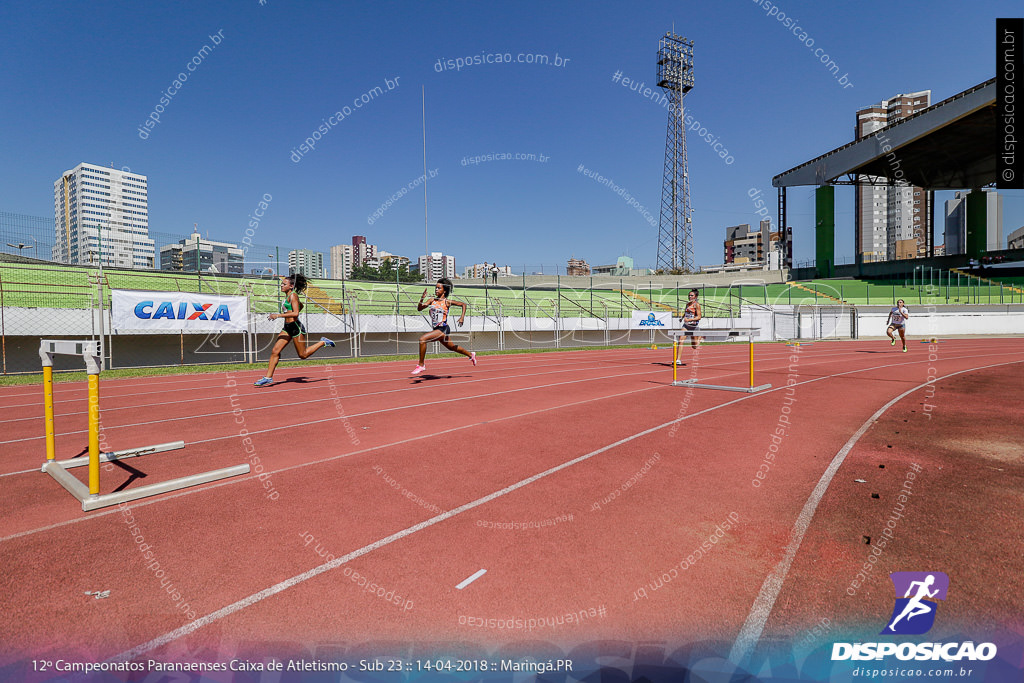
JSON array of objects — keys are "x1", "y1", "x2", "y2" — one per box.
[
  {"x1": 639, "y1": 313, "x2": 665, "y2": 327},
  {"x1": 134, "y1": 301, "x2": 231, "y2": 321},
  {"x1": 831, "y1": 571, "x2": 997, "y2": 662},
  {"x1": 882, "y1": 571, "x2": 947, "y2": 635}
]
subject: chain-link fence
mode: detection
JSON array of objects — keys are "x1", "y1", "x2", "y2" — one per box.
[{"x1": 14, "y1": 257, "x2": 1024, "y2": 375}]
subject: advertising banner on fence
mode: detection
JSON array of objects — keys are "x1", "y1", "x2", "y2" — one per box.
[
  {"x1": 631, "y1": 311, "x2": 673, "y2": 329},
  {"x1": 111, "y1": 289, "x2": 248, "y2": 332}
]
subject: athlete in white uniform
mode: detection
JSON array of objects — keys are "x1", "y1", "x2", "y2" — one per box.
[
  {"x1": 412, "y1": 278, "x2": 476, "y2": 375},
  {"x1": 886, "y1": 299, "x2": 910, "y2": 352}
]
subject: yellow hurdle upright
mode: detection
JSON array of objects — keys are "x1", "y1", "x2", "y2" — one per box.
[
  {"x1": 672, "y1": 339, "x2": 678, "y2": 383},
  {"x1": 38, "y1": 339, "x2": 248, "y2": 512},
  {"x1": 43, "y1": 365, "x2": 55, "y2": 461},
  {"x1": 87, "y1": 374, "x2": 100, "y2": 495}
]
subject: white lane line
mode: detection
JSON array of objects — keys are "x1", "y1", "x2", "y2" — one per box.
[
  {"x1": 0, "y1": 362, "x2": 664, "y2": 445},
  {"x1": 456, "y1": 569, "x2": 487, "y2": 590},
  {"x1": 108, "y1": 386, "x2": 763, "y2": 663},
  {"x1": 0, "y1": 349, "x2": 650, "y2": 404},
  {"x1": 0, "y1": 354, "x2": 665, "y2": 424},
  {"x1": 0, "y1": 347, "x2": 1014, "y2": 476},
  {"x1": 0, "y1": 362, "x2": 668, "y2": 479},
  {"x1": 106, "y1": 353, "x2": 1024, "y2": 661},
  {"x1": 0, "y1": 383, "x2": 664, "y2": 541},
  {"x1": 727, "y1": 357, "x2": 1024, "y2": 666},
  {"x1": 4, "y1": 348, "x2": 1018, "y2": 543}
]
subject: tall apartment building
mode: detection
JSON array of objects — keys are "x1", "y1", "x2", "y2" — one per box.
[
  {"x1": 330, "y1": 244, "x2": 354, "y2": 279},
  {"x1": 854, "y1": 91, "x2": 931, "y2": 262},
  {"x1": 723, "y1": 220, "x2": 791, "y2": 270},
  {"x1": 53, "y1": 163, "x2": 155, "y2": 268},
  {"x1": 289, "y1": 249, "x2": 325, "y2": 277},
  {"x1": 724, "y1": 222, "x2": 769, "y2": 265},
  {"x1": 944, "y1": 190, "x2": 1003, "y2": 255},
  {"x1": 159, "y1": 227, "x2": 244, "y2": 273},
  {"x1": 352, "y1": 235, "x2": 377, "y2": 265},
  {"x1": 417, "y1": 252, "x2": 455, "y2": 280}
]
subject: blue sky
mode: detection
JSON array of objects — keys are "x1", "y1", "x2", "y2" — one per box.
[{"x1": 1, "y1": 0, "x2": 1021, "y2": 273}]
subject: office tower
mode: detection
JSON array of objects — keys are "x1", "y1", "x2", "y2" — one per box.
[{"x1": 53, "y1": 163, "x2": 155, "y2": 268}]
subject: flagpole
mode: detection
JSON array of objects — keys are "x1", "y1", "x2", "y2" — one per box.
[{"x1": 422, "y1": 85, "x2": 429, "y2": 276}]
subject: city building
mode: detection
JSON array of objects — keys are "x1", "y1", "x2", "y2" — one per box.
[
  {"x1": 769, "y1": 225, "x2": 794, "y2": 269},
  {"x1": 53, "y1": 162, "x2": 155, "y2": 268},
  {"x1": 463, "y1": 263, "x2": 511, "y2": 279},
  {"x1": 854, "y1": 91, "x2": 931, "y2": 262},
  {"x1": 330, "y1": 243, "x2": 354, "y2": 279},
  {"x1": 566, "y1": 256, "x2": 590, "y2": 276},
  {"x1": 724, "y1": 222, "x2": 770, "y2": 265},
  {"x1": 463, "y1": 263, "x2": 489, "y2": 279},
  {"x1": 592, "y1": 255, "x2": 633, "y2": 276},
  {"x1": 1008, "y1": 226, "x2": 1024, "y2": 250},
  {"x1": 365, "y1": 250, "x2": 410, "y2": 271},
  {"x1": 159, "y1": 227, "x2": 244, "y2": 273},
  {"x1": 159, "y1": 244, "x2": 183, "y2": 271},
  {"x1": 944, "y1": 190, "x2": 1003, "y2": 255},
  {"x1": 417, "y1": 252, "x2": 456, "y2": 280},
  {"x1": 716, "y1": 220, "x2": 790, "y2": 271},
  {"x1": 352, "y1": 235, "x2": 377, "y2": 266},
  {"x1": 288, "y1": 249, "x2": 325, "y2": 277}
]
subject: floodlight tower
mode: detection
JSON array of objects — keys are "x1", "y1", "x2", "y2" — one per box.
[{"x1": 656, "y1": 32, "x2": 695, "y2": 273}]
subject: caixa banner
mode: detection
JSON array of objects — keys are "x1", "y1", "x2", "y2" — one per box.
[
  {"x1": 631, "y1": 311, "x2": 673, "y2": 329},
  {"x1": 111, "y1": 289, "x2": 248, "y2": 332}
]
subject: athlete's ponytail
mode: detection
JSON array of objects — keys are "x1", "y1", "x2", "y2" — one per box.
[{"x1": 286, "y1": 273, "x2": 309, "y2": 293}]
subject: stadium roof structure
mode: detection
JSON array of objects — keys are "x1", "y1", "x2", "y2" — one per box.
[{"x1": 773, "y1": 78, "x2": 997, "y2": 190}]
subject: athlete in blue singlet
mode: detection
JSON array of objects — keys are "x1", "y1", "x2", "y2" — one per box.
[{"x1": 412, "y1": 278, "x2": 476, "y2": 375}]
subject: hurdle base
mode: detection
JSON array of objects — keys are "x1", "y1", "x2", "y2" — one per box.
[
  {"x1": 42, "y1": 459, "x2": 251, "y2": 511},
  {"x1": 673, "y1": 379, "x2": 772, "y2": 393},
  {"x1": 45, "y1": 441, "x2": 186, "y2": 471}
]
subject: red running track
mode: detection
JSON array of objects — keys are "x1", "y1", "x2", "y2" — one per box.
[{"x1": 1, "y1": 340, "x2": 1022, "y2": 677}]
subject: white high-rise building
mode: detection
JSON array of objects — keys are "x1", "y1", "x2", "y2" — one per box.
[
  {"x1": 53, "y1": 163, "x2": 155, "y2": 268},
  {"x1": 417, "y1": 252, "x2": 455, "y2": 281},
  {"x1": 330, "y1": 244, "x2": 354, "y2": 279},
  {"x1": 289, "y1": 249, "x2": 325, "y2": 278},
  {"x1": 854, "y1": 91, "x2": 931, "y2": 262}
]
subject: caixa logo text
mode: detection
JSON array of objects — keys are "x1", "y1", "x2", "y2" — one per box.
[{"x1": 134, "y1": 301, "x2": 231, "y2": 321}]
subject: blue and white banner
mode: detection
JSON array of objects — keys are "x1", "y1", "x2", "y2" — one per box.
[
  {"x1": 111, "y1": 289, "x2": 248, "y2": 332},
  {"x1": 631, "y1": 311, "x2": 673, "y2": 329}
]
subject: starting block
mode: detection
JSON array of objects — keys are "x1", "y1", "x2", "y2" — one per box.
[
  {"x1": 39, "y1": 340, "x2": 250, "y2": 512},
  {"x1": 786, "y1": 341, "x2": 813, "y2": 347},
  {"x1": 670, "y1": 329, "x2": 772, "y2": 393},
  {"x1": 920, "y1": 338, "x2": 941, "y2": 344}
]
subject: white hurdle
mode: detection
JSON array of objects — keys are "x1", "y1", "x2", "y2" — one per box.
[
  {"x1": 39, "y1": 339, "x2": 250, "y2": 512},
  {"x1": 670, "y1": 328, "x2": 772, "y2": 393}
]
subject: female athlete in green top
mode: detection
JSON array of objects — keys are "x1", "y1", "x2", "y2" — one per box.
[{"x1": 254, "y1": 274, "x2": 335, "y2": 387}]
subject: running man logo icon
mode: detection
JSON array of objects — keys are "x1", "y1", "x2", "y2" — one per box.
[{"x1": 881, "y1": 572, "x2": 949, "y2": 635}]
